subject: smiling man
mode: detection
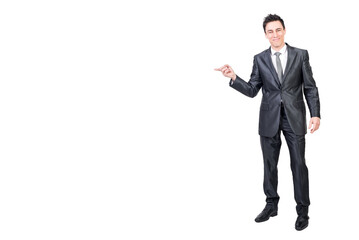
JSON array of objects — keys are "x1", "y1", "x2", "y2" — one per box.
[{"x1": 215, "y1": 14, "x2": 321, "y2": 231}]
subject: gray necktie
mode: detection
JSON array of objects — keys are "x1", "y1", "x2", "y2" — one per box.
[{"x1": 274, "y1": 52, "x2": 283, "y2": 84}]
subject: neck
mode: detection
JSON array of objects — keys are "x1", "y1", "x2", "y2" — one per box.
[{"x1": 271, "y1": 43, "x2": 286, "y2": 52}]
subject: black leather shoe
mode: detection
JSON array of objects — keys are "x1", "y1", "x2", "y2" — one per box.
[
  {"x1": 254, "y1": 207, "x2": 278, "y2": 223},
  {"x1": 295, "y1": 215, "x2": 309, "y2": 231}
]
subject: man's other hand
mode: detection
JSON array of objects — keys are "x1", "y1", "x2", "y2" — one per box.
[
  {"x1": 214, "y1": 64, "x2": 236, "y2": 81},
  {"x1": 308, "y1": 117, "x2": 320, "y2": 134}
]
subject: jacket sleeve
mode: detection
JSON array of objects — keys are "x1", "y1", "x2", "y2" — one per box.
[
  {"x1": 229, "y1": 57, "x2": 263, "y2": 98},
  {"x1": 302, "y1": 50, "x2": 321, "y2": 118}
]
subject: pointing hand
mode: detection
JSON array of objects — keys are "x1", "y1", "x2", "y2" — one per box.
[{"x1": 214, "y1": 64, "x2": 236, "y2": 81}]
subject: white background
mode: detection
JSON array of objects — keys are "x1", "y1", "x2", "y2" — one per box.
[{"x1": 1, "y1": 0, "x2": 358, "y2": 239}]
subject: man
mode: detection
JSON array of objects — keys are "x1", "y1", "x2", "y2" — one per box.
[{"x1": 214, "y1": 14, "x2": 320, "y2": 231}]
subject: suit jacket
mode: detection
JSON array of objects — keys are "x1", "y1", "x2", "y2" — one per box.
[{"x1": 230, "y1": 43, "x2": 320, "y2": 137}]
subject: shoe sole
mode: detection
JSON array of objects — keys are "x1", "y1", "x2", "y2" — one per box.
[
  {"x1": 255, "y1": 212, "x2": 278, "y2": 223},
  {"x1": 295, "y1": 223, "x2": 308, "y2": 231}
]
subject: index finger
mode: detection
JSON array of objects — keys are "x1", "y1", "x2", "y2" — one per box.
[
  {"x1": 214, "y1": 65, "x2": 230, "y2": 71},
  {"x1": 215, "y1": 65, "x2": 226, "y2": 71}
]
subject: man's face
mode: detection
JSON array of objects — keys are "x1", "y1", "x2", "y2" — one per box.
[{"x1": 265, "y1": 21, "x2": 286, "y2": 49}]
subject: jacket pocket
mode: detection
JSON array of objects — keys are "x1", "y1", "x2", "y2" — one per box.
[
  {"x1": 260, "y1": 103, "x2": 269, "y2": 111},
  {"x1": 295, "y1": 100, "x2": 305, "y2": 109}
]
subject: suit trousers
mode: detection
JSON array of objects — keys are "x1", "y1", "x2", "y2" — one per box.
[{"x1": 260, "y1": 104, "x2": 310, "y2": 216}]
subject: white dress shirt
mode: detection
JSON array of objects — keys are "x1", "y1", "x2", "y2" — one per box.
[
  {"x1": 230, "y1": 44, "x2": 288, "y2": 85},
  {"x1": 270, "y1": 44, "x2": 288, "y2": 74}
]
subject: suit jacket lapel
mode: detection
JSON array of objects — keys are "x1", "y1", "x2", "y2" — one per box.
[
  {"x1": 282, "y1": 44, "x2": 297, "y2": 83},
  {"x1": 264, "y1": 48, "x2": 281, "y2": 87}
]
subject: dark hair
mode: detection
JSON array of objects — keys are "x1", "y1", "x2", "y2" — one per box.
[{"x1": 263, "y1": 14, "x2": 285, "y2": 33}]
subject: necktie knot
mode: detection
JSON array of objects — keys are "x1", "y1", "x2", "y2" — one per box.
[{"x1": 274, "y1": 52, "x2": 281, "y2": 57}]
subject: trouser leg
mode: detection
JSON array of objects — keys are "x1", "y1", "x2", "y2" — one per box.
[
  {"x1": 281, "y1": 108, "x2": 310, "y2": 216},
  {"x1": 260, "y1": 131, "x2": 281, "y2": 208}
]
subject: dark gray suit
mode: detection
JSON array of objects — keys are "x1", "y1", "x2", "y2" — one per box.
[
  {"x1": 230, "y1": 43, "x2": 320, "y2": 137},
  {"x1": 229, "y1": 43, "x2": 320, "y2": 216}
]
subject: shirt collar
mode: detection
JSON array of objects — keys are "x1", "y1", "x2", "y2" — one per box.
[{"x1": 271, "y1": 44, "x2": 287, "y2": 56}]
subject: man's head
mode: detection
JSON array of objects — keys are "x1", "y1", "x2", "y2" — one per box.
[{"x1": 263, "y1": 14, "x2": 286, "y2": 50}]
